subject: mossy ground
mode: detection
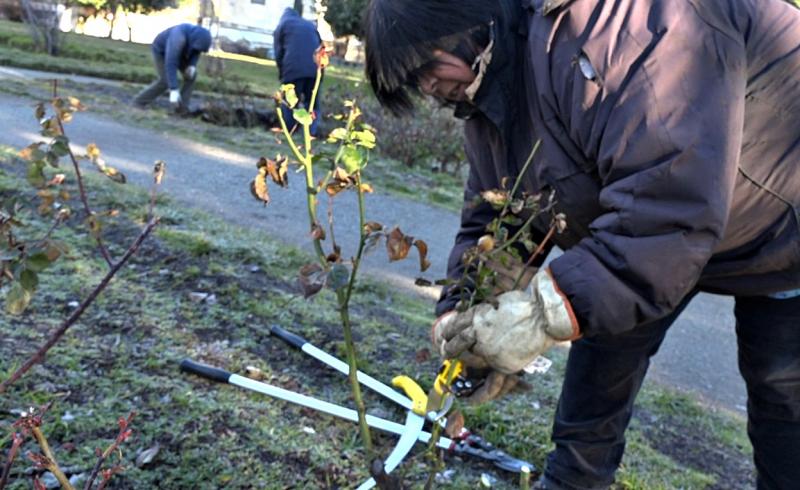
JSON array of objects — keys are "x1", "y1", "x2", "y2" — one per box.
[{"x1": 0, "y1": 143, "x2": 755, "y2": 489}]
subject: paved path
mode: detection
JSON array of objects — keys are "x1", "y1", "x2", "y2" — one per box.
[{"x1": 0, "y1": 66, "x2": 747, "y2": 414}]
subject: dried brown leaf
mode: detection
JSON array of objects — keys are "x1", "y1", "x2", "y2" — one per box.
[
  {"x1": 298, "y1": 263, "x2": 326, "y2": 298},
  {"x1": 481, "y1": 189, "x2": 510, "y2": 206},
  {"x1": 153, "y1": 160, "x2": 166, "y2": 185},
  {"x1": 251, "y1": 168, "x2": 270, "y2": 205},
  {"x1": 413, "y1": 239, "x2": 431, "y2": 272},
  {"x1": 364, "y1": 221, "x2": 383, "y2": 233},
  {"x1": 386, "y1": 227, "x2": 413, "y2": 262},
  {"x1": 445, "y1": 410, "x2": 465, "y2": 438},
  {"x1": 311, "y1": 223, "x2": 326, "y2": 241}
]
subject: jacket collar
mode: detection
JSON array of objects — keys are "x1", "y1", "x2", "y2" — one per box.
[
  {"x1": 522, "y1": 0, "x2": 572, "y2": 16},
  {"x1": 454, "y1": 1, "x2": 526, "y2": 141}
]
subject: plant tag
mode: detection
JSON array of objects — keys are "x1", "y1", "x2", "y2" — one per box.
[{"x1": 523, "y1": 356, "x2": 552, "y2": 375}]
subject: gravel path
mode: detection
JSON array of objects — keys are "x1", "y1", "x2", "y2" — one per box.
[{"x1": 0, "y1": 66, "x2": 747, "y2": 415}]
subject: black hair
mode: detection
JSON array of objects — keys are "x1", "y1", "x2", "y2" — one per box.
[{"x1": 365, "y1": 0, "x2": 509, "y2": 115}]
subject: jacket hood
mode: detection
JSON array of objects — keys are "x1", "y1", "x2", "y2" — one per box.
[
  {"x1": 281, "y1": 7, "x2": 300, "y2": 21},
  {"x1": 188, "y1": 25, "x2": 212, "y2": 52}
]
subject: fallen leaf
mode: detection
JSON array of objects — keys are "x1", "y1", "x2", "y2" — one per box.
[
  {"x1": 135, "y1": 444, "x2": 160, "y2": 468},
  {"x1": 245, "y1": 366, "x2": 268, "y2": 381},
  {"x1": 414, "y1": 277, "x2": 432, "y2": 287}
]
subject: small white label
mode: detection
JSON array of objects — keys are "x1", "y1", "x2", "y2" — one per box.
[{"x1": 523, "y1": 356, "x2": 553, "y2": 375}]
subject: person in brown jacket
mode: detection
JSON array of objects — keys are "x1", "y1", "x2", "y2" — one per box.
[{"x1": 365, "y1": 0, "x2": 800, "y2": 488}]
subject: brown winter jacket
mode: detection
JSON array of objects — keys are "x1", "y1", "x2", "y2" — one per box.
[{"x1": 437, "y1": 0, "x2": 800, "y2": 336}]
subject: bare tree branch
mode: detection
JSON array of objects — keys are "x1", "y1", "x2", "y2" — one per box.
[{"x1": 0, "y1": 218, "x2": 159, "y2": 393}]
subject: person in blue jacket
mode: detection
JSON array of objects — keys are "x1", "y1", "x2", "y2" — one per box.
[
  {"x1": 273, "y1": 7, "x2": 323, "y2": 135},
  {"x1": 133, "y1": 23, "x2": 212, "y2": 112}
]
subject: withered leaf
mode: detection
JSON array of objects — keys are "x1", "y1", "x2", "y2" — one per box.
[
  {"x1": 325, "y1": 167, "x2": 356, "y2": 196},
  {"x1": 445, "y1": 410, "x2": 465, "y2": 439},
  {"x1": 359, "y1": 183, "x2": 374, "y2": 193},
  {"x1": 85, "y1": 143, "x2": 101, "y2": 160},
  {"x1": 251, "y1": 168, "x2": 270, "y2": 205},
  {"x1": 35, "y1": 102, "x2": 46, "y2": 121},
  {"x1": 298, "y1": 263, "x2": 326, "y2": 299},
  {"x1": 386, "y1": 227, "x2": 413, "y2": 262},
  {"x1": 414, "y1": 277, "x2": 433, "y2": 287},
  {"x1": 413, "y1": 239, "x2": 431, "y2": 272},
  {"x1": 363, "y1": 233, "x2": 382, "y2": 256},
  {"x1": 554, "y1": 213, "x2": 568, "y2": 233},
  {"x1": 481, "y1": 189, "x2": 510, "y2": 207},
  {"x1": 153, "y1": 160, "x2": 166, "y2": 185},
  {"x1": 327, "y1": 263, "x2": 350, "y2": 292},
  {"x1": 310, "y1": 222, "x2": 326, "y2": 241},
  {"x1": 364, "y1": 221, "x2": 383, "y2": 233},
  {"x1": 102, "y1": 166, "x2": 126, "y2": 184},
  {"x1": 259, "y1": 156, "x2": 289, "y2": 188},
  {"x1": 19, "y1": 143, "x2": 45, "y2": 162}
]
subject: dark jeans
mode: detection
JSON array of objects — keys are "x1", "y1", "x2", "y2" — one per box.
[
  {"x1": 279, "y1": 76, "x2": 321, "y2": 136},
  {"x1": 543, "y1": 293, "x2": 800, "y2": 490}
]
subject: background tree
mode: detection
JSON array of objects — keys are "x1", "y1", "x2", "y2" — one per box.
[
  {"x1": 321, "y1": 0, "x2": 366, "y2": 38},
  {"x1": 19, "y1": 0, "x2": 64, "y2": 55},
  {"x1": 77, "y1": 0, "x2": 174, "y2": 40}
]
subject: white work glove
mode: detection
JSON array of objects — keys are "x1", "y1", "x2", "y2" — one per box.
[
  {"x1": 433, "y1": 316, "x2": 528, "y2": 404},
  {"x1": 169, "y1": 89, "x2": 181, "y2": 105},
  {"x1": 184, "y1": 65, "x2": 197, "y2": 80},
  {"x1": 434, "y1": 269, "x2": 580, "y2": 375}
]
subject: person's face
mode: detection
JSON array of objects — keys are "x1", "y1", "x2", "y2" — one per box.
[{"x1": 418, "y1": 50, "x2": 476, "y2": 103}]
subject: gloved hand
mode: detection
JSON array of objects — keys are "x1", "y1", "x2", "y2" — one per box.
[
  {"x1": 437, "y1": 269, "x2": 580, "y2": 375},
  {"x1": 184, "y1": 65, "x2": 197, "y2": 80},
  {"x1": 432, "y1": 312, "x2": 527, "y2": 404},
  {"x1": 169, "y1": 89, "x2": 181, "y2": 106}
]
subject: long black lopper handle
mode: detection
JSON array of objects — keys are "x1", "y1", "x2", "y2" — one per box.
[
  {"x1": 270, "y1": 324, "x2": 307, "y2": 350},
  {"x1": 180, "y1": 359, "x2": 232, "y2": 383}
]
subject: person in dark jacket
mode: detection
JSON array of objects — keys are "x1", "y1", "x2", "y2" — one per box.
[
  {"x1": 133, "y1": 23, "x2": 212, "y2": 112},
  {"x1": 365, "y1": 0, "x2": 800, "y2": 488},
  {"x1": 273, "y1": 7, "x2": 323, "y2": 135}
]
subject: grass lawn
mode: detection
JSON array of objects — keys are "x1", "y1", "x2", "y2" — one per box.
[
  {"x1": 0, "y1": 142, "x2": 754, "y2": 489},
  {"x1": 0, "y1": 19, "x2": 361, "y2": 99}
]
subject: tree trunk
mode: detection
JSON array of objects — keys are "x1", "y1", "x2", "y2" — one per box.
[
  {"x1": 294, "y1": 0, "x2": 303, "y2": 16},
  {"x1": 19, "y1": 0, "x2": 63, "y2": 56}
]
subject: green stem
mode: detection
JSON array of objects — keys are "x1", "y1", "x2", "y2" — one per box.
[
  {"x1": 336, "y1": 289, "x2": 373, "y2": 455},
  {"x1": 281, "y1": 70, "x2": 374, "y2": 458},
  {"x1": 344, "y1": 172, "x2": 367, "y2": 306},
  {"x1": 499, "y1": 141, "x2": 539, "y2": 218},
  {"x1": 275, "y1": 107, "x2": 307, "y2": 167},
  {"x1": 423, "y1": 361, "x2": 461, "y2": 490}
]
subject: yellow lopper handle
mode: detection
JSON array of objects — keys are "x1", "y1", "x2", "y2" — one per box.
[{"x1": 391, "y1": 375, "x2": 428, "y2": 416}]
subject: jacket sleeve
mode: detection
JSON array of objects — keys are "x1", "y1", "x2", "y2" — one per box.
[
  {"x1": 164, "y1": 28, "x2": 188, "y2": 89},
  {"x1": 548, "y1": 9, "x2": 747, "y2": 336},
  {"x1": 273, "y1": 23, "x2": 285, "y2": 78}
]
